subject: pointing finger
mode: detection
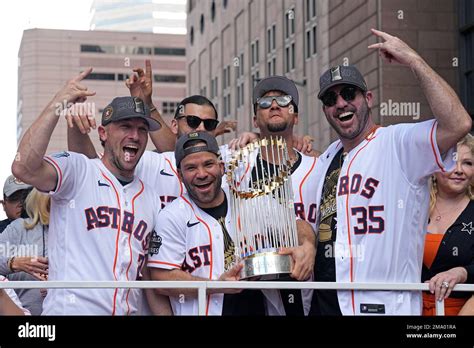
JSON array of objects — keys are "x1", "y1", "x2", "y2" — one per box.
[
  {"x1": 145, "y1": 59, "x2": 152, "y2": 79},
  {"x1": 368, "y1": 43, "x2": 384, "y2": 50},
  {"x1": 370, "y1": 28, "x2": 394, "y2": 40},
  {"x1": 75, "y1": 67, "x2": 93, "y2": 82}
]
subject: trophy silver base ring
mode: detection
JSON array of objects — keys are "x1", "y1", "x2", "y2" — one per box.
[{"x1": 240, "y1": 250, "x2": 293, "y2": 280}]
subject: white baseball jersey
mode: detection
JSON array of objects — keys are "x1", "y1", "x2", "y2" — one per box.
[
  {"x1": 1, "y1": 275, "x2": 31, "y2": 315},
  {"x1": 313, "y1": 120, "x2": 455, "y2": 315},
  {"x1": 42, "y1": 151, "x2": 161, "y2": 315},
  {"x1": 133, "y1": 146, "x2": 229, "y2": 315},
  {"x1": 136, "y1": 150, "x2": 183, "y2": 208},
  {"x1": 147, "y1": 190, "x2": 233, "y2": 316}
]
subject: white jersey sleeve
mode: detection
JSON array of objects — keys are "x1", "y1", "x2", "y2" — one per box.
[
  {"x1": 147, "y1": 201, "x2": 186, "y2": 270},
  {"x1": 44, "y1": 151, "x2": 88, "y2": 202},
  {"x1": 391, "y1": 119, "x2": 456, "y2": 185},
  {"x1": 136, "y1": 150, "x2": 184, "y2": 207}
]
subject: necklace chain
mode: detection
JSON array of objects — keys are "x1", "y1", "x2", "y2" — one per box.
[{"x1": 433, "y1": 198, "x2": 467, "y2": 222}]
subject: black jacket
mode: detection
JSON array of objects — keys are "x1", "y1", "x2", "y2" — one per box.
[{"x1": 422, "y1": 200, "x2": 474, "y2": 298}]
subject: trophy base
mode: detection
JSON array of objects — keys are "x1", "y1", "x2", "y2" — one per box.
[{"x1": 240, "y1": 251, "x2": 293, "y2": 280}]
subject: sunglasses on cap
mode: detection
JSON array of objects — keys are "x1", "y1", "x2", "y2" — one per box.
[
  {"x1": 176, "y1": 115, "x2": 219, "y2": 131},
  {"x1": 321, "y1": 86, "x2": 359, "y2": 107},
  {"x1": 256, "y1": 95, "x2": 293, "y2": 109}
]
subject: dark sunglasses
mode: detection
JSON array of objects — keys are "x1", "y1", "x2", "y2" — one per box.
[
  {"x1": 256, "y1": 95, "x2": 293, "y2": 109},
  {"x1": 321, "y1": 86, "x2": 359, "y2": 107},
  {"x1": 176, "y1": 115, "x2": 219, "y2": 131}
]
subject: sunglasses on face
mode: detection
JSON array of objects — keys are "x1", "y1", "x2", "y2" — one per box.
[
  {"x1": 256, "y1": 95, "x2": 293, "y2": 109},
  {"x1": 176, "y1": 115, "x2": 219, "y2": 131},
  {"x1": 321, "y1": 86, "x2": 359, "y2": 107}
]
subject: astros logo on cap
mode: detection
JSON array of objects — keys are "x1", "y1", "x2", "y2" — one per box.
[{"x1": 103, "y1": 106, "x2": 113, "y2": 121}]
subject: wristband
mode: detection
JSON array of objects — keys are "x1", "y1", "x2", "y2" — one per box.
[{"x1": 8, "y1": 256, "x2": 16, "y2": 272}]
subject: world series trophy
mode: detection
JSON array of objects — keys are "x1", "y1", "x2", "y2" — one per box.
[{"x1": 227, "y1": 136, "x2": 298, "y2": 280}]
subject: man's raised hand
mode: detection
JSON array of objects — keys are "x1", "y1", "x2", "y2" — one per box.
[
  {"x1": 125, "y1": 59, "x2": 153, "y2": 105},
  {"x1": 368, "y1": 29, "x2": 422, "y2": 67},
  {"x1": 56, "y1": 67, "x2": 96, "y2": 105}
]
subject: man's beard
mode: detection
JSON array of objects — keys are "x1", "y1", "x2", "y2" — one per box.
[
  {"x1": 331, "y1": 101, "x2": 370, "y2": 140},
  {"x1": 267, "y1": 121, "x2": 288, "y2": 133},
  {"x1": 184, "y1": 175, "x2": 223, "y2": 207}
]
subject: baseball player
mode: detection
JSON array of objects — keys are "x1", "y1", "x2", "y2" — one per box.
[
  {"x1": 12, "y1": 68, "x2": 171, "y2": 315},
  {"x1": 230, "y1": 76, "x2": 319, "y2": 316},
  {"x1": 147, "y1": 132, "x2": 250, "y2": 316},
  {"x1": 310, "y1": 29, "x2": 471, "y2": 315}
]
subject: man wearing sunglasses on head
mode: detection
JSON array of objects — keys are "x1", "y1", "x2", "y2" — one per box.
[
  {"x1": 309, "y1": 29, "x2": 472, "y2": 316},
  {"x1": 229, "y1": 76, "x2": 318, "y2": 316}
]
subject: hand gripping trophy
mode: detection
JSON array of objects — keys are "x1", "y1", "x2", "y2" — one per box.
[{"x1": 227, "y1": 136, "x2": 298, "y2": 279}]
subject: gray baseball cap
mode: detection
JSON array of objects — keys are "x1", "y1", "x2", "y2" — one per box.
[
  {"x1": 175, "y1": 131, "x2": 221, "y2": 167},
  {"x1": 3, "y1": 175, "x2": 32, "y2": 198},
  {"x1": 101, "y1": 96, "x2": 161, "y2": 131},
  {"x1": 253, "y1": 75, "x2": 299, "y2": 107},
  {"x1": 318, "y1": 65, "x2": 368, "y2": 99}
]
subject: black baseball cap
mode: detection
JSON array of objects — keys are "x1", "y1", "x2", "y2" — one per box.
[
  {"x1": 175, "y1": 131, "x2": 221, "y2": 167},
  {"x1": 318, "y1": 65, "x2": 368, "y2": 99},
  {"x1": 253, "y1": 75, "x2": 299, "y2": 107},
  {"x1": 101, "y1": 96, "x2": 161, "y2": 131}
]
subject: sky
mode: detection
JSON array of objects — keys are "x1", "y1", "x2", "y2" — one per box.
[{"x1": 0, "y1": 0, "x2": 93, "y2": 218}]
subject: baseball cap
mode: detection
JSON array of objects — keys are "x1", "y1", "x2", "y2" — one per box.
[
  {"x1": 175, "y1": 131, "x2": 221, "y2": 167},
  {"x1": 253, "y1": 75, "x2": 299, "y2": 108},
  {"x1": 3, "y1": 175, "x2": 32, "y2": 198},
  {"x1": 318, "y1": 65, "x2": 368, "y2": 99},
  {"x1": 101, "y1": 96, "x2": 161, "y2": 131}
]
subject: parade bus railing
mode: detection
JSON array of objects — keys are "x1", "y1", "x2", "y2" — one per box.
[{"x1": 2, "y1": 281, "x2": 474, "y2": 316}]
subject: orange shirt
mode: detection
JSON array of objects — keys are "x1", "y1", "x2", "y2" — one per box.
[{"x1": 423, "y1": 233, "x2": 443, "y2": 269}]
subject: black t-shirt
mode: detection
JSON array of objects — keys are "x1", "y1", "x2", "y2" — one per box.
[
  {"x1": 250, "y1": 152, "x2": 302, "y2": 182},
  {"x1": 202, "y1": 193, "x2": 266, "y2": 315},
  {"x1": 310, "y1": 148, "x2": 344, "y2": 316},
  {"x1": 201, "y1": 195, "x2": 235, "y2": 272}
]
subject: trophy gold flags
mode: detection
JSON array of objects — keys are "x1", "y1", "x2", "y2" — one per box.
[{"x1": 227, "y1": 136, "x2": 298, "y2": 279}]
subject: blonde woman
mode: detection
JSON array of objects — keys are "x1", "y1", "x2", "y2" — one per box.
[
  {"x1": 0, "y1": 189, "x2": 49, "y2": 315},
  {"x1": 423, "y1": 134, "x2": 474, "y2": 315}
]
